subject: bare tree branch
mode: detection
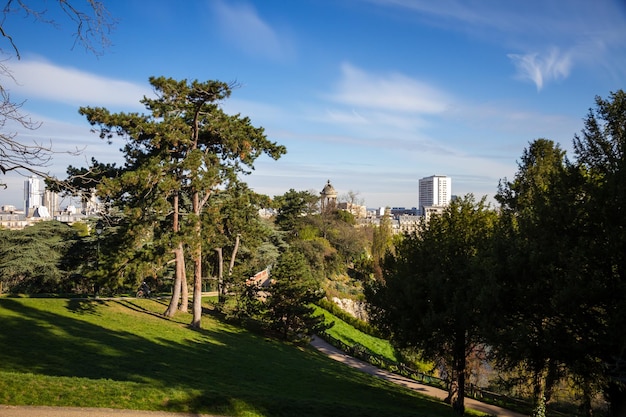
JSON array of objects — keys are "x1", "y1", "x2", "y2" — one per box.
[{"x1": 0, "y1": 1, "x2": 115, "y2": 188}]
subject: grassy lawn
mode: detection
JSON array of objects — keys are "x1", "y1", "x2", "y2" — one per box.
[
  {"x1": 0, "y1": 296, "x2": 479, "y2": 417},
  {"x1": 314, "y1": 305, "x2": 399, "y2": 362}
]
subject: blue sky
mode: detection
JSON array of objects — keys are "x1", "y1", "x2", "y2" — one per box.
[{"x1": 1, "y1": 0, "x2": 625, "y2": 209}]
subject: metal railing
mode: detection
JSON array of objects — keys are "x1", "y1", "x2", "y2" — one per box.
[{"x1": 317, "y1": 331, "x2": 534, "y2": 413}]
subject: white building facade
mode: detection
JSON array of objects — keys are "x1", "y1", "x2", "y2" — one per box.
[
  {"x1": 24, "y1": 175, "x2": 42, "y2": 217},
  {"x1": 418, "y1": 175, "x2": 451, "y2": 212}
]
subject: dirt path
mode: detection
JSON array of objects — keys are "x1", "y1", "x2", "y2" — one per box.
[{"x1": 310, "y1": 336, "x2": 528, "y2": 417}]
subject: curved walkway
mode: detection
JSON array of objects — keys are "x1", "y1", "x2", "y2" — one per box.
[{"x1": 310, "y1": 335, "x2": 528, "y2": 417}]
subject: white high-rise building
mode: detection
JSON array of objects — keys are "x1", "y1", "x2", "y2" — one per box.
[
  {"x1": 24, "y1": 175, "x2": 42, "y2": 216},
  {"x1": 418, "y1": 175, "x2": 451, "y2": 211}
]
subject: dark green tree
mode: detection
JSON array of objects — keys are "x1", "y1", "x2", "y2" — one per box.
[
  {"x1": 492, "y1": 139, "x2": 573, "y2": 417},
  {"x1": 366, "y1": 195, "x2": 496, "y2": 415},
  {"x1": 0, "y1": 221, "x2": 82, "y2": 293},
  {"x1": 274, "y1": 189, "x2": 319, "y2": 234},
  {"x1": 571, "y1": 90, "x2": 626, "y2": 416},
  {"x1": 264, "y1": 249, "x2": 327, "y2": 341}
]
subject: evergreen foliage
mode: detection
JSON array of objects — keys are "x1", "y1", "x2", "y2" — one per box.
[
  {"x1": 61, "y1": 76, "x2": 286, "y2": 327},
  {"x1": 264, "y1": 249, "x2": 329, "y2": 341},
  {"x1": 492, "y1": 139, "x2": 572, "y2": 417},
  {"x1": 366, "y1": 195, "x2": 497, "y2": 415},
  {"x1": 0, "y1": 221, "x2": 83, "y2": 293}
]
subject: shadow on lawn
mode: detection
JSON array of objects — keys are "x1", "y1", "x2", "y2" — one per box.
[{"x1": 0, "y1": 298, "x2": 447, "y2": 417}]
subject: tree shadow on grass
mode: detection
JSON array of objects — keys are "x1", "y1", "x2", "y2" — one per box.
[
  {"x1": 0, "y1": 298, "x2": 451, "y2": 417},
  {"x1": 66, "y1": 298, "x2": 102, "y2": 315}
]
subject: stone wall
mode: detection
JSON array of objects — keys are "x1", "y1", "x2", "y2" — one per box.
[{"x1": 331, "y1": 297, "x2": 368, "y2": 321}]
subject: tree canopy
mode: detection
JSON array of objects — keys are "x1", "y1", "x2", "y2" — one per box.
[
  {"x1": 367, "y1": 195, "x2": 496, "y2": 415},
  {"x1": 70, "y1": 76, "x2": 286, "y2": 328}
]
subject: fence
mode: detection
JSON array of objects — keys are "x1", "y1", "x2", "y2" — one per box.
[{"x1": 317, "y1": 331, "x2": 533, "y2": 412}]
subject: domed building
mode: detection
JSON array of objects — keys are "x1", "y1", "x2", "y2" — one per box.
[{"x1": 320, "y1": 180, "x2": 337, "y2": 211}]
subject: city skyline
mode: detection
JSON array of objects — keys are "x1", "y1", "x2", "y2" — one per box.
[
  {"x1": 2, "y1": 174, "x2": 440, "y2": 213},
  {"x1": 0, "y1": 1, "x2": 625, "y2": 208}
]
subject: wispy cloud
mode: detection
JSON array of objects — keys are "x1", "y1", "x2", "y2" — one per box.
[
  {"x1": 6, "y1": 58, "x2": 150, "y2": 109},
  {"x1": 366, "y1": 0, "x2": 626, "y2": 88},
  {"x1": 211, "y1": 0, "x2": 295, "y2": 61},
  {"x1": 329, "y1": 62, "x2": 449, "y2": 114},
  {"x1": 508, "y1": 48, "x2": 572, "y2": 91}
]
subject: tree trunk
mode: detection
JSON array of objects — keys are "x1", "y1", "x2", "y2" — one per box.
[
  {"x1": 216, "y1": 247, "x2": 224, "y2": 303},
  {"x1": 191, "y1": 190, "x2": 203, "y2": 328},
  {"x1": 179, "y1": 248, "x2": 188, "y2": 312},
  {"x1": 580, "y1": 378, "x2": 594, "y2": 417},
  {"x1": 164, "y1": 243, "x2": 185, "y2": 317},
  {"x1": 165, "y1": 193, "x2": 182, "y2": 317},
  {"x1": 165, "y1": 193, "x2": 188, "y2": 316},
  {"x1": 532, "y1": 362, "x2": 549, "y2": 417},
  {"x1": 444, "y1": 332, "x2": 467, "y2": 415},
  {"x1": 453, "y1": 354, "x2": 466, "y2": 415},
  {"x1": 444, "y1": 374, "x2": 459, "y2": 406},
  {"x1": 451, "y1": 337, "x2": 466, "y2": 415},
  {"x1": 607, "y1": 380, "x2": 626, "y2": 417},
  {"x1": 222, "y1": 234, "x2": 241, "y2": 302},
  {"x1": 228, "y1": 234, "x2": 240, "y2": 276}
]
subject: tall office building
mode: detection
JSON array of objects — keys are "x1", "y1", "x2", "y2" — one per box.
[
  {"x1": 418, "y1": 175, "x2": 451, "y2": 210},
  {"x1": 43, "y1": 190, "x2": 59, "y2": 215},
  {"x1": 24, "y1": 175, "x2": 42, "y2": 216}
]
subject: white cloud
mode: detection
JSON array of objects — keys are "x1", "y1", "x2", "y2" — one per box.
[
  {"x1": 6, "y1": 58, "x2": 151, "y2": 109},
  {"x1": 508, "y1": 48, "x2": 572, "y2": 91},
  {"x1": 211, "y1": 0, "x2": 294, "y2": 61},
  {"x1": 367, "y1": 0, "x2": 626, "y2": 87},
  {"x1": 329, "y1": 62, "x2": 449, "y2": 114}
]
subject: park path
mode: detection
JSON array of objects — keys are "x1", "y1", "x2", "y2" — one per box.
[{"x1": 310, "y1": 335, "x2": 528, "y2": 417}]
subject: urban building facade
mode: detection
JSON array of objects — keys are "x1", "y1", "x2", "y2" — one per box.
[
  {"x1": 24, "y1": 175, "x2": 42, "y2": 217},
  {"x1": 1, "y1": 176, "x2": 98, "y2": 229},
  {"x1": 418, "y1": 175, "x2": 451, "y2": 212}
]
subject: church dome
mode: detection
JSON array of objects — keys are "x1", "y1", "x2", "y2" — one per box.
[{"x1": 320, "y1": 180, "x2": 337, "y2": 197}]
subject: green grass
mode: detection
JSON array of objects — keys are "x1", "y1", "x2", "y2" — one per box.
[
  {"x1": 315, "y1": 305, "x2": 434, "y2": 375},
  {"x1": 0, "y1": 297, "x2": 482, "y2": 416},
  {"x1": 315, "y1": 305, "x2": 399, "y2": 362}
]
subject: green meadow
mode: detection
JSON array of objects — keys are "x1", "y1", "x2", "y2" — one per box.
[{"x1": 0, "y1": 297, "x2": 485, "y2": 416}]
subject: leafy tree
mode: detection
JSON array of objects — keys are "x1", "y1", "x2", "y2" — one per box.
[
  {"x1": 571, "y1": 90, "x2": 626, "y2": 416},
  {"x1": 204, "y1": 180, "x2": 273, "y2": 303},
  {"x1": 324, "y1": 210, "x2": 366, "y2": 267},
  {"x1": 46, "y1": 158, "x2": 120, "y2": 204},
  {"x1": 290, "y1": 237, "x2": 335, "y2": 282},
  {"x1": 371, "y1": 207, "x2": 393, "y2": 280},
  {"x1": 0, "y1": 221, "x2": 82, "y2": 293},
  {"x1": 274, "y1": 189, "x2": 319, "y2": 234},
  {"x1": 366, "y1": 195, "x2": 496, "y2": 415},
  {"x1": 492, "y1": 139, "x2": 573, "y2": 417},
  {"x1": 76, "y1": 76, "x2": 285, "y2": 328},
  {"x1": 264, "y1": 249, "x2": 328, "y2": 341}
]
